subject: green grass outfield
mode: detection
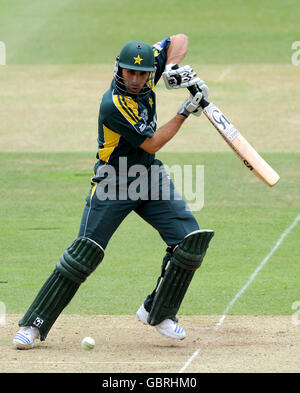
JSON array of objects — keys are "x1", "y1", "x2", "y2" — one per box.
[
  {"x1": 0, "y1": 152, "x2": 299, "y2": 316},
  {"x1": 1, "y1": 0, "x2": 299, "y2": 65},
  {"x1": 0, "y1": 0, "x2": 299, "y2": 320}
]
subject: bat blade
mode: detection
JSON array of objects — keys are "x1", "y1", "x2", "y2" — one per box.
[{"x1": 203, "y1": 103, "x2": 280, "y2": 187}]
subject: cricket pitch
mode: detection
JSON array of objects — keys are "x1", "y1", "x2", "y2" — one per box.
[{"x1": 1, "y1": 314, "x2": 299, "y2": 373}]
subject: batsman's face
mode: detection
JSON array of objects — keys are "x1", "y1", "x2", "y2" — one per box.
[{"x1": 122, "y1": 68, "x2": 149, "y2": 94}]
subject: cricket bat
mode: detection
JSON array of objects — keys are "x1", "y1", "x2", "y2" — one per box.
[{"x1": 188, "y1": 86, "x2": 280, "y2": 187}]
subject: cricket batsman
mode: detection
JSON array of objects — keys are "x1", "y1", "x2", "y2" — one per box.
[{"x1": 13, "y1": 34, "x2": 214, "y2": 349}]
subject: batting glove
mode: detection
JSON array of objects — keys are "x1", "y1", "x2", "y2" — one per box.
[
  {"x1": 163, "y1": 63, "x2": 201, "y2": 89},
  {"x1": 177, "y1": 80, "x2": 209, "y2": 118}
]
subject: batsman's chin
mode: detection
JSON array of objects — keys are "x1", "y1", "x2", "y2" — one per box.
[{"x1": 129, "y1": 87, "x2": 141, "y2": 94}]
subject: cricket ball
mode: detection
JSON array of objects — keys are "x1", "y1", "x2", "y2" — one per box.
[{"x1": 81, "y1": 336, "x2": 95, "y2": 350}]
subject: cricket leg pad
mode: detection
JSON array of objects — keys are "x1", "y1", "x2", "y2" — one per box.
[
  {"x1": 18, "y1": 237, "x2": 104, "y2": 340},
  {"x1": 56, "y1": 237, "x2": 104, "y2": 284},
  {"x1": 148, "y1": 229, "x2": 214, "y2": 326},
  {"x1": 143, "y1": 247, "x2": 179, "y2": 323}
]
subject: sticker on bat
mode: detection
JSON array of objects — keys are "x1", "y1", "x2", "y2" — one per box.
[
  {"x1": 243, "y1": 160, "x2": 254, "y2": 171},
  {"x1": 211, "y1": 108, "x2": 231, "y2": 131},
  {"x1": 205, "y1": 104, "x2": 240, "y2": 141}
]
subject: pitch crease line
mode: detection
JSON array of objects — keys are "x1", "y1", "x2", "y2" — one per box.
[
  {"x1": 218, "y1": 66, "x2": 232, "y2": 81},
  {"x1": 178, "y1": 348, "x2": 201, "y2": 374},
  {"x1": 178, "y1": 213, "x2": 300, "y2": 373}
]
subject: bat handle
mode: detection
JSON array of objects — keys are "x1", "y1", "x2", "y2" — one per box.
[{"x1": 187, "y1": 85, "x2": 210, "y2": 109}]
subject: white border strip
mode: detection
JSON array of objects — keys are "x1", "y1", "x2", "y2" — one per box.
[{"x1": 179, "y1": 213, "x2": 300, "y2": 373}]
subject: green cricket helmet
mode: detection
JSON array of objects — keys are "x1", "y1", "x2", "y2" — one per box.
[
  {"x1": 114, "y1": 40, "x2": 156, "y2": 99},
  {"x1": 119, "y1": 41, "x2": 155, "y2": 71}
]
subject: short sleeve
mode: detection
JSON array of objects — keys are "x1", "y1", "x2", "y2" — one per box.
[{"x1": 152, "y1": 37, "x2": 171, "y2": 84}]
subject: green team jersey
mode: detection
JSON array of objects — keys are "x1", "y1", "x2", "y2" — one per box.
[{"x1": 96, "y1": 37, "x2": 171, "y2": 170}]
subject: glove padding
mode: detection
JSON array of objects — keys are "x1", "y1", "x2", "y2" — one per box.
[
  {"x1": 177, "y1": 80, "x2": 209, "y2": 118},
  {"x1": 163, "y1": 63, "x2": 200, "y2": 89}
]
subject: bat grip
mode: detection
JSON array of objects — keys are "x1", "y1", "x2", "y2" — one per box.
[{"x1": 187, "y1": 85, "x2": 210, "y2": 109}]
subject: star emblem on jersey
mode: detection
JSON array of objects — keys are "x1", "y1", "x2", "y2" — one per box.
[{"x1": 133, "y1": 55, "x2": 143, "y2": 65}]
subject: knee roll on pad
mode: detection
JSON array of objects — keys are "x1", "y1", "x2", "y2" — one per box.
[
  {"x1": 148, "y1": 229, "x2": 214, "y2": 326},
  {"x1": 172, "y1": 229, "x2": 214, "y2": 270},
  {"x1": 56, "y1": 237, "x2": 104, "y2": 284}
]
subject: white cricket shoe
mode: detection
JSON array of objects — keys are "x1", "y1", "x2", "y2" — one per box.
[
  {"x1": 136, "y1": 304, "x2": 186, "y2": 340},
  {"x1": 136, "y1": 303, "x2": 150, "y2": 325},
  {"x1": 13, "y1": 326, "x2": 40, "y2": 350}
]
